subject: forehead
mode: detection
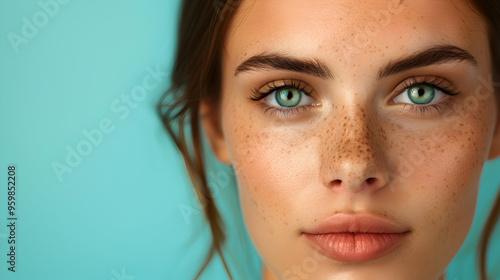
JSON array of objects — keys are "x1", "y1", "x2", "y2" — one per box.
[{"x1": 224, "y1": 0, "x2": 489, "y2": 72}]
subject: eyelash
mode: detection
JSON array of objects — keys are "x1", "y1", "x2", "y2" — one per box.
[{"x1": 249, "y1": 76, "x2": 461, "y2": 117}]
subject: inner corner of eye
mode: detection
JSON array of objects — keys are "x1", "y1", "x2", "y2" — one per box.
[{"x1": 387, "y1": 98, "x2": 397, "y2": 105}]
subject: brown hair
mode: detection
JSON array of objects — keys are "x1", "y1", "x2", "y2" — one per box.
[{"x1": 158, "y1": 0, "x2": 500, "y2": 279}]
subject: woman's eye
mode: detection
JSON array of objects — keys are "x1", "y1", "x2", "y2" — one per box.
[
  {"x1": 393, "y1": 83, "x2": 447, "y2": 105},
  {"x1": 264, "y1": 87, "x2": 316, "y2": 108}
]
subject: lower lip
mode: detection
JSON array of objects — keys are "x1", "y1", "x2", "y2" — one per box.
[{"x1": 304, "y1": 232, "x2": 410, "y2": 262}]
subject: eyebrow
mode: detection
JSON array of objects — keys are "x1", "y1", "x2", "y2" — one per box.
[
  {"x1": 234, "y1": 53, "x2": 334, "y2": 79},
  {"x1": 234, "y1": 45, "x2": 477, "y2": 80},
  {"x1": 378, "y1": 45, "x2": 478, "y2": 79}
]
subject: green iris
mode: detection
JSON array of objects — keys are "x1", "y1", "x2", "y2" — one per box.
[
  {"x1": 275, "y1": 88, "x2": 302, "y2": 107},
  {"x1": 408, "y1": 84, "x2": 435, "y2": 104}
]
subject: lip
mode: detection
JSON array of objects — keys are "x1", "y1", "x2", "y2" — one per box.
[{"x1": 303, "y1": 213, "x2": 411, "y2": 262}]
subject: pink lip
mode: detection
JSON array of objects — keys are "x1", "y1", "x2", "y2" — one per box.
[{"x1": 303, "y1": 213, "x2": 410, "y2": 262}]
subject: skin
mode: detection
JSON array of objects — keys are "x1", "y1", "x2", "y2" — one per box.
[{"x1": 201, "y1": 0, "x2": 500, "y2": 279}]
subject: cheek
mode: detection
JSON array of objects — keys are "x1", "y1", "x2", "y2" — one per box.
[
  {"x1": 388, "y1": 101, "x2": 495, "y2": 266},
  {"x1": 228, "y1": 122, "x2": 316, "y2": 229},
  {"x1": 225, "y1": 117, "x2": 324, "y2": 269},
  {"x1": 395, "y1": 125, "x2": 481, "y2": 230}
]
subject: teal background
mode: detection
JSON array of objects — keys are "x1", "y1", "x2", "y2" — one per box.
[
  {"x1": 0, "y1": 1, "x2": 261, "y2": 279},
  {"x1": 0, "y1": 1, "x2": 498, "y2": 280}
]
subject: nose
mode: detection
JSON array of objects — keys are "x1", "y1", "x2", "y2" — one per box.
[{"x1": 319, "y1": 105, "x2": 390, "y2": 193}]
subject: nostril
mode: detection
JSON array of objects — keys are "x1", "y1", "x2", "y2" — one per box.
[
  {"x1": 331, "y1": 179, "x2": 342, "y2": 188},
  {"x1": 327, "y1": 177, "x2": 384, "y2": 191},
  {"x1": 366, "y1": 177, "x2": 377, "y2": 184}
]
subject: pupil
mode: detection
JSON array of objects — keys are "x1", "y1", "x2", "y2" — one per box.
[
  {"x1": 287, "y1": 91, "x2": 293, "y2": 100},
  {"x1": 418, "y1": 88, "x2": 425, "y2": 97}
]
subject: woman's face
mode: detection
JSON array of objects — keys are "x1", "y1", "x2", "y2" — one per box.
[{"x1": 203, "y1": 0, "x2": 500, "y2": 279}]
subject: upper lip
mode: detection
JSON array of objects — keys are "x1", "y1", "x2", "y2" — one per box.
[{"x1": 304, "y1": 213, "x2": 410, "y2": 234}]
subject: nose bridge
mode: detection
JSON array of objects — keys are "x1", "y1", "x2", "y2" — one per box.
[
  {"x1": 341, "y1": 105, "x2": 370, "y2": 147},
  {"x1": 338, "y1": 106, "x2": 375, "y2": 173},
  {"x1": 319, "y1": 104, "x2": 388, "y2": 192}
]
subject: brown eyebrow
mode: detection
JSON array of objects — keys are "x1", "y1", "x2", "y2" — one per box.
[
  {"x1": 234, "y1": 53, "x2": 334, "y2": 79},
  {"x1": 378, "y1": 45, "x2": 478, "y2": 79},
  {"x1": 234, "y1": 46, "x2": 476, "y2": 80}
]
